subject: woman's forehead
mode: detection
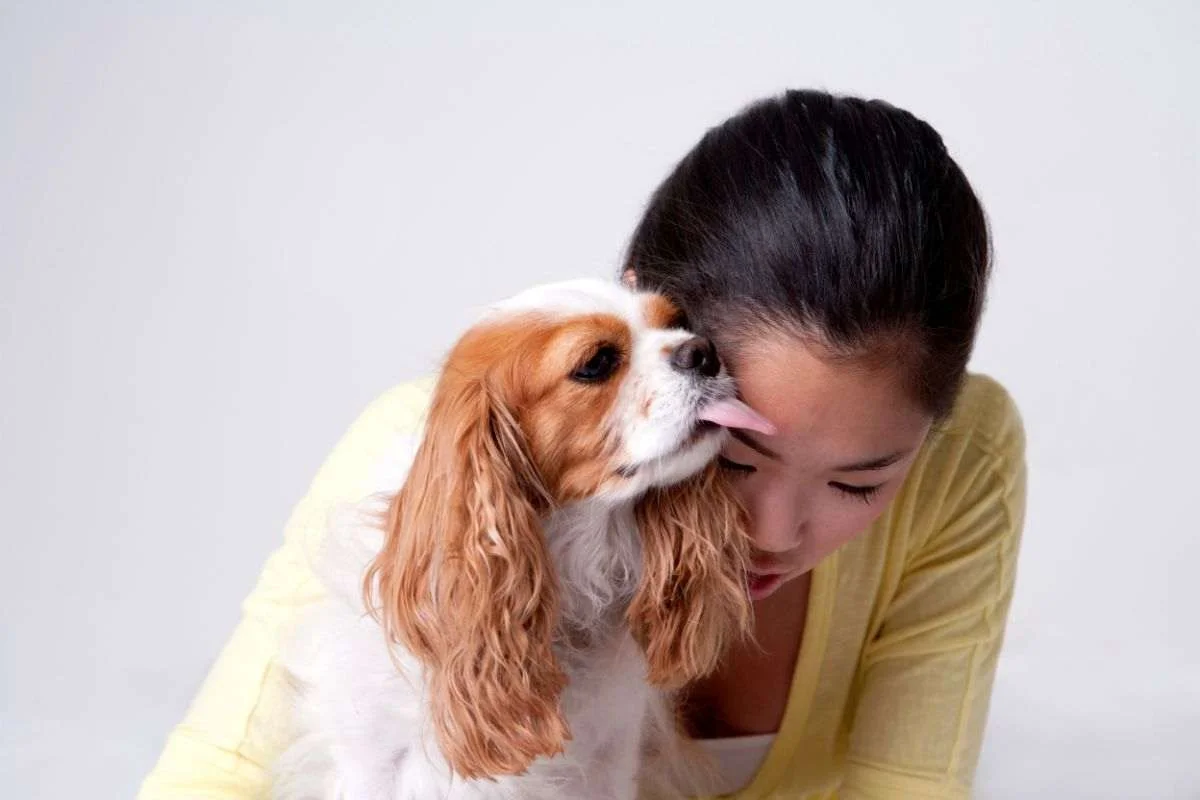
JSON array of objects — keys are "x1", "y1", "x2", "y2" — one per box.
[{"x1": 731, "y1": 335, "x2": 930, "y2": 455}]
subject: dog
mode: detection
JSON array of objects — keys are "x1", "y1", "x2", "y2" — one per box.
[{"x1": 272, "y1": 279, "x2": 774, "y2": 799}]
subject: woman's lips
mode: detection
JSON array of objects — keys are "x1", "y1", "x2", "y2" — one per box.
[{"x1": 747, "y1": 571, "x2": 784, "y2": 601}]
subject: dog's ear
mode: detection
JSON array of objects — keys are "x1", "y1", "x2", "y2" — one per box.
[
  {"x1": 627, "y1": 462, "x2": 753, "y2": 687},
  {"x1": 365, "y1": 377, "x2": 568, "y2": 779}
]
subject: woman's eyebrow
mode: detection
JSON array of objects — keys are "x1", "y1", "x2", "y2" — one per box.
[
  {"x1": 729, "y1": 429, "x2": 782, "y2": 460},
  {"x1": 834, "y1": 450, "x2": 908, "y2": 472}
]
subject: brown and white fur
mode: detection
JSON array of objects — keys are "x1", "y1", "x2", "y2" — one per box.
[{"x1": 272, "y1": 279, "x2": 756, "y2": 799}]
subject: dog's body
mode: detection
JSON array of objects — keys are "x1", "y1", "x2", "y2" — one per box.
[
  {"x1": 271, "y1": 281, "x2": 771, "y2": 799},
  {"x1": 275, "y1": 487, "x2": 686, "y2": 799}
]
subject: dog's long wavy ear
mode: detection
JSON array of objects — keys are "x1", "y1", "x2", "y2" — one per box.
[
  {"x1": 628, "y1": 462, "x2": 753, "y2": 688},
  {"x1": 364, "y1": 376, "x2": 568, "y2": 780}
]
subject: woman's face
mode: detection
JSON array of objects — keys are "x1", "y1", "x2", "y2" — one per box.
[{"x1": 722, "y1": 331, "x2": 933, "y2": 601}]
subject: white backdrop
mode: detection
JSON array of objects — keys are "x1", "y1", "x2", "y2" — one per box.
[{"x1": 2, "y1": 2, "x2": 1197, "y2": 797}]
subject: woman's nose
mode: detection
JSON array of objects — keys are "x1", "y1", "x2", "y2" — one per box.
[{"x1": 749, "y1": 507, "x2": 806, "y2": 555}]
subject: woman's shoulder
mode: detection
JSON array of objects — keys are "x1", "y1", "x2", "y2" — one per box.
[
  {"x1": 896, "y1": 372, "x2": 1026, "y2": 547},
  {"x1": 844, "y1": 373, "x2": 1027, "y2": 600},
  {"x1": 358, "y1": 375, "x2": 438, "y2": 434},
  {"x1": 933, "y1": 372, "x2": 1025, "y2": 466}
]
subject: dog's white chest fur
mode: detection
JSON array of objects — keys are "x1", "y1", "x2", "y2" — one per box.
[{"x1": 271, "y1": 435, "x2": 678, "y2": 800}]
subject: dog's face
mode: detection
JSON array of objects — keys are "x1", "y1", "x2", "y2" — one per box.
[
  {"x1": 458, "y1": 279, "x2": 763, "y2": 503},
  {"x1": 366, "y1": 279, "x2": 762, "y2": 780}
]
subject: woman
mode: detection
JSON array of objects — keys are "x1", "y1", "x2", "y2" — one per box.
[{"x1": 140, "y1": 90, "x2": 1024, "y2": 799}]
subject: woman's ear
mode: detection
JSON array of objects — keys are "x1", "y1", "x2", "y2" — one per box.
[
  {"x1": 364, "y1": 378, "x2": 568, "y2": 779},
  {"x1": 627, "y1": 463, "x2": 753, "y2": 687}
]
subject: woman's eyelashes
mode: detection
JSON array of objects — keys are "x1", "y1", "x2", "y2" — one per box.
[
  {"x1": 717, "y1": 455, "x2": 756, "y2": 475},
  {"x1": 829, "y1": 481, "x2": 882, "y2": 504},
  {"x1": 718, "y1": 456, "x2": 884, "y2": 504}
]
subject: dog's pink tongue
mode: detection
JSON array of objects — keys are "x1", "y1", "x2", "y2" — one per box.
[{"x1": 698, "y1": 398, "x2": 777, "y2": 436}]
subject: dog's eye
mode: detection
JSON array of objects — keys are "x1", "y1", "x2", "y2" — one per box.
[{"x1": 571, "y1": 345, "x2": 622, "y2": 383}]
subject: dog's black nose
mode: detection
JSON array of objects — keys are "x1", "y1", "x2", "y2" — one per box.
[{"x1": 670, "y1": 336, "x2": 720, "y2": 378}]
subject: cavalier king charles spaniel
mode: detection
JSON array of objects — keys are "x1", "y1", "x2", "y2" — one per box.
[{"x1": 272, "y1": 279, "x2": 774, "y2": 800}]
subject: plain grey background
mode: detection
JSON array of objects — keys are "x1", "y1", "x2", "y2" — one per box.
[{"x1": 2, "y1": 2, "x2": 1197, "y2": 798}]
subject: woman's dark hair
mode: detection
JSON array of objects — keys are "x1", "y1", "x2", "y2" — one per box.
[{"x1": 625, "y1": 90, "x2": 990, "y2": 419}]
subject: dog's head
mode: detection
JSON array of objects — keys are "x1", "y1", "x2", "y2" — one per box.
[{"x1": 365, "y1": 279, "x2": 770, "y2": 779}]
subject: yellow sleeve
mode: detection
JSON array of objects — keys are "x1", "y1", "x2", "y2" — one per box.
[
  {"x1": 841, "y1": 379, "x2": 1027, "y2": 799},
  {"x1": 138, "y1": 379, "x2": 434, "y2": 800}
]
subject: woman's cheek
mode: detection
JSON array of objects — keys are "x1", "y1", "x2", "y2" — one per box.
[
  {"x1": 809, "y1": 499, "x2": 889, "y2": 562},
  {"x1": 811, "y1": 506, "x2": 862, "y2": 558}
]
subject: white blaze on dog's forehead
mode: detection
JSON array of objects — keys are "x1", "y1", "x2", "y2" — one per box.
[{"x1": 483, "y1": 279, "x2": 653, "y2": 327}]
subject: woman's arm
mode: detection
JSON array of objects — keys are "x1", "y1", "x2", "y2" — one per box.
[
  {"x1": 138, "y1": 379, "x2": 433, "y2": 800},
  {"x1": 841, "y1": 382, "x2": 1027, "y2": 799}
]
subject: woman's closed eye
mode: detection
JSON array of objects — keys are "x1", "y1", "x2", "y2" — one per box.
[
  {"x1": 829, "y1": 481, "x2": 882, "y2": 504},
  {"x1": 717, "y1": 455, "x2": 756, "y2": 476}
]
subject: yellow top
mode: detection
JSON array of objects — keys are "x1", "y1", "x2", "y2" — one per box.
[{"x1": 138, "y1": 373, "x2": 1025, "y2": 800}]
